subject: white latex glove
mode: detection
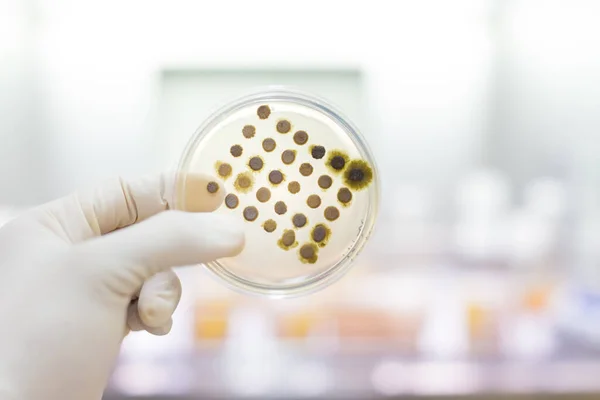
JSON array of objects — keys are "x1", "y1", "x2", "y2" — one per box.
[{"x1": 0, "y1": 172, "x2": 244, "y2": 400}]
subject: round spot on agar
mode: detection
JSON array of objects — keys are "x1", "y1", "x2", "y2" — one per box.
[
  {"x1": 324, "y1": 206, "x2": 340, "y2": 221},
  {"x1": 343, "y1": 159, "x2": 374, "y2": 191},
  {"x1": 311, "y1": 224, "x2": 331, "y2": 246},
  {"x1": 281, "y1": 150, "x2": 296, "y2": 165},
  {"x1": 288, "y1": 181, "x2": 301, "y2": 194},
  {"x1": 268, "y1": 170, "x2": 284, "y2": 185},
  {"x1": 242, "y1": 125, "x2": 256, "y2": 139},
  {"x1": 276, "y1": 119, "x2": 291, "y2": 133},
  {"x1": 206, "y1": 181, "x2": 219, "y2": 194},
  {"x1": 292, "y1": 213, "x2": 308, "y2": 228},
  {"x1": 262, "y1": 138, "x2": 276, "y2": 152},
  {"x1": 325, "y1": 150, "x2": 350, "y2": 173},
  {"x1": 248, "y1": 156, "x2": 264, "y2": 171},
  {"x1": 293, "y1": 130, "x2": 309, "y2": 145},
  {"x1": 215, "y1": 161, "x2": 232, "y2": 179},
  {"x1": 274, "y1": 201, "x2": 288, "y2": 215},
  {"x1": 318, "y1": 175, "x2": 332, "y2": 189},
  {"x1": 230, "y1": 145, "x2": 243, "y2": 157},
  {"x1": 263, "y1": 219, "x2": 277, "y2": 233},
  {"x1": 243, "y1": 206, "x2": 259, "y2": 222},
  {"x1": 337, "y1": 187, "x2": 353, "y2": 205},
  {"x1": 225, "y1": 193, "x2": 239, "y2": 209},
  {"x1": 234, "y1": 172, "x2": 254, "y2": 193},
  {"x1": 257, "y1": 105, "x2": 271, "y2": 119},
  {"x1": 307, "y1": 194, "x2": 321, "y2": 208},
  {"x1": 278, "y1": 229, "x2": 296, "y2": 250},
  {"x1": 298, "y1": 243, "x2": 318, "y2": 264},
  {"x1": 256, "y1": 187, "x2": 271, "y2": 203},
  {"x1": 299, "y1": 163, "x2": 313, "y2": 177},
  {"x1": 310, "y1": 145, "x2": 326, "y2": 160}
]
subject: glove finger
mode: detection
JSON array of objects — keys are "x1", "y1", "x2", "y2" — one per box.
[
  {"x1": 80, "y1": 211, "x2": 245, "y2": 297},
  {"x1": 35, "y1": 172, "x2": 226, "y2": 242},
  {"x1": 126, "y1": 301, "x2": 173, "y2": 336},
  {"x1": 138, "y1": 269, "x2": 182, "y2": 328}
]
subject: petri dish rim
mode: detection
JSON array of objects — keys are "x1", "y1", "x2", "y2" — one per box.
[{"x1": 176, "y1": 86, "x2": 380, "y2": 298}]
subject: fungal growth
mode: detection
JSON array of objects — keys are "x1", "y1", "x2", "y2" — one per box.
[
  {"x1": 311, "y1": 224, "x2": 331, "y2": 247},
  {"x1": 263, "y1": 219, "x2": 277, "y2": 233},
  {"x1": 281, "y1": 150, "x2": 296, "y2": 165},
  {"x1": 243, "y1": 206, "x2": 259, "y2": 222},
  {"x1": 298, "y1": 243, "x2": 318, "y2": 264},
  {"x1": 256, "y1": 187, "x2": 271, "y2": 203},
  {"x1": 234, "y1": 172, "x2": 254, "y2": 193},
  {"x1": 310, "y1": 145, "x2": 326, "y2": 160},
  {"x1": 299, "y1": 163, "x2": 313, "y2": 177},
  {"x1": 292, "y1": 213, "x2": 308, "y2": 228},
  {"x1": 215, "y1": 162, "x2": 233, "y2": 179},
  {"x1": 306, "y1": 194, "x2": 321, "y2": 209},
  {"x1": 276, "y1": 119, "x2": 291, "y2": 133},
  {"x1": 326, "y1": 150, "x2": 349, "y2": 173},
  {"x1": 278, "y1": 229, "x2": 297, "y2": 250},
  {"x1": 268, "y1": 170, "x2": 285, "y2": 185},
  {"x1": 230, "y1": 145, "x2": 243, "y2": 157},
  {"x1": 317, "y1": 175, "x2": 332, "y2": 189},
  {"x1": 293, "y1": 130, "x2": 308, "y2": 145},
  {"x1": 262, "y1": 138, "x2": 276, "y2": 152},
  {"x1": 206, "y1": 181, "x2": 219, "y2": 194},
  {"x1": 337, "y1": 187, "x2": 352, "y2": 205},
  {"x1": 225, "y1": 193, "x2": 239, "y2": 209},
  {"x1": 248, "y1": 156, "x2": 264, "y2": 172},
  {"x1": 257, "y1": 105, "x2": 271, "y2": 119},
  {"x1": 274, "y1": 201, "x2": 288, "y2": 215},
  {"x1": 288, "y1": 181, "x2": 301, "y2": 194},
  {"x1": 324, "y1": 206, "x2": 340, "y2": 221},
  {"x1": 242, "y1": 125, "x2": 256, "y2": 139},
  {"x1": 343, "y1": 160, "x2": 374, "y2": 190}
]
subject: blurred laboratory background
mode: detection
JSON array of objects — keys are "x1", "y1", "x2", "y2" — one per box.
[{"x1": 2, "y1": 0, "x2": 600, "y2": 399}]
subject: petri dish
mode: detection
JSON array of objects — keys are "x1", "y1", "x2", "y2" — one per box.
[{"x1": 175, "y1": 87, "x2": 379, "y2": 297}]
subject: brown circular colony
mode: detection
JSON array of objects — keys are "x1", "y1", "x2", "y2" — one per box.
[
  {"x1": 248, "y1": 156, "x2": 264, "y2": 171},
  {"x1": 298, "y1": 243, "x2": 318, "y2": 263},
  {"x1": 234, "y1": 172, "x2": 254, "y2": 193},
  {"x1": 293, "y1": 130, "x2": 308, "y2": 145},
  {"x1": 311, "y1": 224, "x2": 330, "y2": 243},
  {"x1": 242, "y1": 125, "x2": 256, "y2": 139},
  {"x1": 257, "y1": 105, "x2": 271, "y2": 119},
  {"x1": 206, "y1": 181, "x2": 219, "y2": 194},
  {"x1": 263, "y1": 219, "x2": 277, "y2": 233},
  {"x1": 262, "y1": 138, "x2": 276, "y2": 152},
  {"x1": 276, "y1": 119, "x2": 291, "y2": 133},
  {"x1": 318, "y1": 175, "x2": 332, "y2": 189},
  {"x1": 299, "y1": 163, "x2": 313, "y2": 176},
  {"x1": 337, "y1": 187, "x2": 352, "y2": 204},
  {"x1": 306, "y1": 194, "x2": 321, "y2": 209},
  {"x1": 324, "y1": 206, "x2": 340, "y2": 221},
  {"x1": 274, "y1": 201, "x2": 287, "y2": 215},
  {"x1": 243, "y1": 206, "x2": 259, "y2": 222},
  {"x1": 217, "y1": 162, "x2": 232, "y2": 179},
  {"x1": 292, "y1": 213, "x2": 307, "y2": 228},
  {"x1": 288, "y1": 181, "x2": 301, "y2": 194},
  {"x1": 256, "y1": 187, "x2": 271, "y2": 203},
  {"x1": 230, "y1": 145, "x2": 243, "y2": 157},
  {"x1": 311, "y1": 145, "x2": 326, "y2": 159},
  {"x1": 225, "y1": 193, "x2": 239, "y2": 209},
  {"x1": 268, "y1": 170, "x2": 284, "y2": 185},
  {"x1": 330, "y1": 155, "x2": 346, "y2": 170},
  {"x1": 281, "y1": 150, "x2": 296, "y2": 165},
  {"x1": 343, "y1": 160, "x2": 374, "y2": 190},
  {"x1": 279, "y1": 230, "x2": 296, "y2": 248}
]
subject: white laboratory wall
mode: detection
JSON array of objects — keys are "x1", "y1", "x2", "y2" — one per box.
[{"x1": 0, "y1": 0, "x2": 494, "y2": 207}]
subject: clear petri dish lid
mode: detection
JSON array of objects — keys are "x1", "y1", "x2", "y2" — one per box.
[{"x1": 175, "y1": 87, "x2": 379, "y2": 297}]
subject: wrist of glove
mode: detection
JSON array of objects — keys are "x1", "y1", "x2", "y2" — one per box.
[{"x1": 0, "y1": 172, "x2": 244, "y2": 400}]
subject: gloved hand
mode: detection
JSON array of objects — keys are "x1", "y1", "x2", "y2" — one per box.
[{"x1": 0, "y1": 172, "x2": 244, "y2": 400}]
